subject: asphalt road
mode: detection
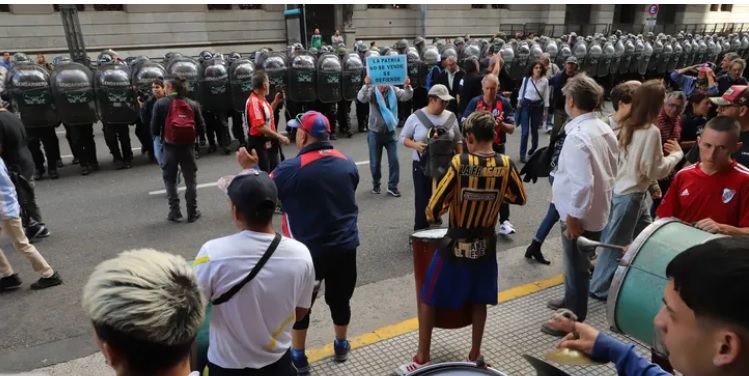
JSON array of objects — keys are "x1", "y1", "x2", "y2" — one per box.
[{"x1": 0, "y1": 106, "x2": 578, "y2": 372}]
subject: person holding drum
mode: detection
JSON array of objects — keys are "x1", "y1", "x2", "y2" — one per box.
[
  {"x1": 395, "y1": 111, "x2": 526, "y2": 375},
  {"x1": 589, "y1": 80, "x2": 684, "y2": 301},
  {"x1": 557, "y1": 236, "x2": 749, "y2": 376},
  {"x1": 657, "y1": 116, "x2": 749, "y2": 236}
]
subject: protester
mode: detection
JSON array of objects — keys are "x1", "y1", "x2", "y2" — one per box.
[
  {"x1": 542, "y1": 74, "x2": 617, "y2": 335},
  {"x1": 679, "y1": 90, "x2": 711, "y2": 151},
  {"x1": 245, "y1": 72, "x2": 290, "y2": 174},
  {"x1": 436, "y1": 56, "x2": 464, "y2": 114},
  {"x1": 358, "y1": 75, "x2": 413, "y2": 197},
  {"x1": 670, "y1": 63, "x2": 718, "y2": 97},
  {"x1": 396, "y1": 111, "x2": 526, "y2": 374},
  {"x1": 194, "y1": 169, "x2": 314, "y2": 375},
  {"x1": 82, "y1": 249, "x2": 203, "y2": 376},
  {"x1": 516, "y1": 61, "x2": 550, "y2": 163},
  {"x1": 549, "y1": 57, "x2": 580, "y2": 139}
]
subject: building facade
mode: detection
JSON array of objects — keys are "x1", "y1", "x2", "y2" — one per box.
[{"x1": 0, "y1": 4, "x2": 747, "y2": 58}]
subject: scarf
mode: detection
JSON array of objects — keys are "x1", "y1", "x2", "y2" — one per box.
[
  {"x1": 656, "y1": 107, "x2": 682, "y2": 143},
  {"x1": 375, "y1": 86, "x2": 398, "y2": 131}
]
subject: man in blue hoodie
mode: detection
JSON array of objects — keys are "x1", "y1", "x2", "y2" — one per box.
[{"x1": 556, "y1": 236, "x2": 749, "y2": 376}]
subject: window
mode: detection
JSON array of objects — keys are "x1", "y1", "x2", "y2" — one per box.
[
  {"x1": 721, "y1": 4, "x2": 733, "y2": 12},
  {"x1": 93, "y1": 4, "x2": 123, "y2": 11},
  {"x1": 491, "y1": 5, "x2": 508, "y2": 9},
  {"x1": 0, "y1": 4, "x2": 9, "y2": 12},
  {"x1": 710, "y1": 4, "x2": 720, "y2": 11},
  {"x1": 367, "y1": 4, "x2": 407, "y2": 9},
  {"x1": 238, "y1": 4, "x2": 261, "y2": 10},
  {"x1": 472, "y1": 5, "x2": 487, "y2": 9},
  {"x1": 207, "y1": 4, "x2": 232, "y2": 10},
  {"x1": 54, "y1": 4, "x2": 85, "y2": 11}
]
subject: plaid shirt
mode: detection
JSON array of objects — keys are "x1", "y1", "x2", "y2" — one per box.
[{"x1": 656, "y1": 107, "x2": 681, "y2": 142}]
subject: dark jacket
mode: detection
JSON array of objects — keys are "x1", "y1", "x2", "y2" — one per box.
[
  {"x1": 271, "y1": 141, "x2": 360, "y2": 255},
  {"x1": 436, "y1": 69, "x2": 465, "y2": 114},
  {"x1": 140, "y1": 95, "x2": 159, "y2": 137},
  {"x1": 716, "y1": 74, "x2": 748, "y2": 96},
  {"x1": 150, "y1": 94, "x2": 206, "y2": 142},
  {"x1": 457, "y1": 73, "x2": 483, "y2": 116},
  {"x1": 549, "y1": 70, "x2": 576, "y2": 110}
]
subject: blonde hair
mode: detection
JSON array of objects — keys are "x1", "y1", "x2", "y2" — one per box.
[{"x1": 82, "y1": 248, "x2": 205, "y2": 347}]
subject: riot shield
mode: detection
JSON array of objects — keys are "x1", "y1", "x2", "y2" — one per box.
[
  {"x1": 5, "y1": 63, "x2": 58, "y2": 127},
  {"x1": 598, "y1": 39, "x2": 614, "y2": 78},
  {"x1": 530, "y1": 42, "x2": 543, "y2": 63},
  {"x1": 262, "y1": 52, "x2": 288, "y2": 102},
  {"x1": 94, "y1": 62, "x2": 137, "y2": 125},
  {"x1": 557, "y1": 44, "x2": 572, "y2": 69},
  {"x1": 51, "y1": 62, "x2": 98, "y2": 126},
  {"x1": 288, "y1": 51, "x2": 316, "y2": 103},
  {"x1": 229, "y1": 59, "x2": 255, "y2": 113},
  {"x1": 168, "y1": 58, "x2": 203, "y2": 103},
  {"x1": 509, "y1": 42, "x2": 528, "y2": 80},
  {"x1": 585, "y1": 39, "x2": 602, "y2": 77},
  {"x1": 406, "y1": 50, "x2": 421, "y2": 89},
  {"x1": 610, "y1": 37, "x2": 624, "y2": 75},
  {"x1": 630, "y1": 39, "x2": 644, "y2": 74},
  {"x1": 573, "y1": 39, "x2": 588, "y2": 71},
  {"x1": 132, "y1": 61, "x2": 166, "y2": 98},
  {"x1": 648, "y1": 39, "x2": 663, "y2": 73},
  {"x1": 638, "y1": 40, "x2": 653, "y2": 76},
  {"x1": 658, "y1": 38, "x2": 673, "y2": 74},
  {"x1": 201, "y1": 58, "x2": 231, "y2": 112},
  {"x1": 545, "y1": 39, "x2": 559, "y2": 61},
  {"x1": 342, "y1": 53, "x2": 364, "y2": 102},
  {"x1": 681, "y1": 38, "x2": 694, "y2": 67},
  {"x1": 669, "y1": 38, "x2": 683, "y2": 72},
  {"x1": 316, "y1": 54, "x2": 342, "y2": 104},
  {"x1": 619, "y1": 38, "x2": 635, "y2": 75},
  {"x1": 695, "y1": 38, "x2": 707, "y2": 66}
]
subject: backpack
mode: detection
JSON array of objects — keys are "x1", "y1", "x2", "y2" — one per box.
[
  {"x1": 415, "y1": 110, "x2": 456, "y2": 179},
  {"x1": 163, "y1": 97, "x2": 197, "y2": 145}
]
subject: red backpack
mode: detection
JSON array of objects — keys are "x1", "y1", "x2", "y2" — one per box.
[{"x1": 163, "y1": 97, "x2": 197, "y2": 145}]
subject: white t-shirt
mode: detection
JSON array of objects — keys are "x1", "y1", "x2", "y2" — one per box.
[
  {"x1": 399, "y1": 110, "x2": 463, "y2": 161},
  {"x1": 193, "y1": 231, "x2": 315, "y2": 369}
]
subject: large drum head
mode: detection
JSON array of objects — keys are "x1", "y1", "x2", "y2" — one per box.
[
  {"x1": 406, "y1": 362, "x2": 507, "y2": 375},
  {"x1": 411, "y1": 228, "x2": 447, "y2": 241}
]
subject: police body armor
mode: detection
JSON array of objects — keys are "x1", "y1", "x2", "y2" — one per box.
[
  {"x1": 611, "y1": 36, "x2": 624, "y2": 75},
  {"x1": 557, "y1": 43, "x2": 572, "y2": 68},
  {"x1": 529, "y1": 42, "x2": 543, "y2": 63},
  {"x1": 316, "y1": 53, "x2": 342, "y2": 104},
  {"x1": 406, "y1": 49, "x2": 422, "y2": 89},
  {"x1": 658, "y1": 38, "x2": 673, "y2": 74},
  {"x1": 94, "y1": 62, "x2": 137, "y2": 126},
  {"x1": 288, "y1": 51, "x2": 316, "y2": 103},
  {"x1": 573, "y1": 39, "x2": 588, "y2": 72},
  {"x1": 510, "y1": 42, "x2": 530, "y2": 80},
  {"x1": 342, "y1": 53, "x2": 364, "y2": 102},
  {"x1": 619, "y1": 37, "x2": 636, "y2": 75},
  {"x1": 584, "y1": 38, "x2": 602, "y2": 77},
  {"x1": 670, "y1": 38, "x2": 683, "y2": 72},
  {"x1": 598, "y1": 38, "x2": 615, "y2": 78},
  {"x1": 132, "y1": 61, "x2": 166, "y2": 99},
  {"x1": 201, "y1": 58, "x2": 231, "y2": 112},
  {"x1": 168, "y1": 58, "x2": 203, "y2": 103},
  {"x1": 639, "y1": 39, "x2": 653, "y2": 76},
  {"x1": 630, "y1": 38, "x2": 645, "y2": 74},
  {"x1": 648, "y1": 38, "x2": 663, "y2": 73},
  {"x1": 229, "y1": 59, "x2": 255, "y2": 113},
  {"x1": 545, "y1": 39, "x2": 559, "y2": 62},
  {"x1": 5, "y1": 63, "x2": 58, "y2": 127},
  {"x1": 262, "y1": 52, "x2": 288, "y2": 103},
  {"x1": 51, "y1": 62, "x2": 98, "y2": 126}
]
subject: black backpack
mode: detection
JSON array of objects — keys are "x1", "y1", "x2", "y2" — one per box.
[{"x1": 415, "y1": 109, "x2": 457, "y2": 179}]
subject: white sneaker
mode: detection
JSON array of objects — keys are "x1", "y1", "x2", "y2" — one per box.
[
  {"x1": 498, "y1": 220, "x2": 516, "y2": 235},
  {"x1": 395, "y1": 357, "x2": 431, "y2": 375}
]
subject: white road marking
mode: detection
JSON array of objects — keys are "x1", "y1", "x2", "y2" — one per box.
[
  {"x1": 148, "y1": 160, "x2": 370, "y2": 195},
  {"x1": 60, "y1": 147, "x2": 140, "y2": 160}
]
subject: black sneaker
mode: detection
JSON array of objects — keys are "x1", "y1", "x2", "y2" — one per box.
[
  {"x1": 80, "y1": 166, "x2": 90, "y2": 176},
  {"x1": 25, "y1": 224, "x2": 50, "y2": 243},
  {"x1": 48, "y1": 170, "x2": 59, "y2": 180},
  {"x1": 0, "y1": 274, "x2": 22, "y2": 291},
  {"x1": 168, "y1": 209, "x2": 184, "y2": 223},
  {"x1": 30, "y1": 272, "x2": 62, "y2": 290},
  {"x1": 113, "y1": 159, "x2": 126, "y2": 170},
  {"x1": 56, "y1": 159, "x2": 64, "y2": 168},
  {"x1": 187, "y1": 210, "x2": 201, "y2": 223},
  {"x1": 90, "y1": 163, "x2": 101, "y2": 172},
  {"x1": 123, "y1": 160, "x2": 132, "y2": 169},
  {"x1": 387, "y1": 188, "x2": 401, "y2": 197},
  {"x1": 372, "y1": 187, "x2": 381, "y2": 194}
]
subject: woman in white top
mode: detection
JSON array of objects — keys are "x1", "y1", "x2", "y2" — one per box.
[
  {"x1": 516, "y1": 61, "x2": 550, "y2": 163},
  {"x1": 400, "y1": 84, "x2": 463, "y2": 231},
  {"x1": 589, "y1": 80, "x2": 684, "y2": 300}
]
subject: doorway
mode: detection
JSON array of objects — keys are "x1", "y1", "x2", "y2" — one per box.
[{"x1": 304, "y1": 4, "x2": 336, "y2": 48}]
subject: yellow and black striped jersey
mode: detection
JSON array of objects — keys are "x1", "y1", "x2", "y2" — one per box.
[{"x1": 426, "y1": 152, "x2": 527, "y2": 230}]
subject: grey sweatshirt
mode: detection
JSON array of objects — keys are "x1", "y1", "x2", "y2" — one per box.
[{"x1": 357, "y1": 84, "x2": 413, "y2": 133}]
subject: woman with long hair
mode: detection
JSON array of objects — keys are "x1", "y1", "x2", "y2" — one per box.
[
  {"x1": 516, "y1": 61, "x2": 549, "y2": 163},
  {"x1": 589, "y1": 80, "x2": 684, "y2": 300},
  {"x1": 679, "y1": 90, "x2": 711, "y2": 150}
]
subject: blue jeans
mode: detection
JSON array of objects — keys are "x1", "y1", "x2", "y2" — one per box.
[
  {"x1": 517, "y1": 101, "x2": 543, "y2": 160},
  {"x1": 368, "y1": 130, "x2": 399, "y2": 191},
  {"x1": 546, "y1": 110, "x2": 553, "y2": 129},
  {"x1": 152, "y1": 136, "x2": 163, "y2": 166},
  {"x1": 589, "y1": 192, "x2": 652, "y2": 299},
  {"x1": 560, "y1": 221, "x2": 601, "y2": 322},
  {"x1": 533, "y1": 176, "x2": 560, "y2": 243}
]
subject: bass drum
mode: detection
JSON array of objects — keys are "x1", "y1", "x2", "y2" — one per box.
[
  {"x1": 5, "y1": 63, "x2": 58, "y2": 127},
  {"x1": 229, "y1": 59, "x2": 255, "y2": 113},
  {"x1": 95, "y1": 62, "x2": 137, "y2": 126},
  {"x1": 607, "y1": 219, "x2": 724, "y2": 348},
  {"x1": 405, "y1": 362, "x2": 508, "y2": 375},
  {"x1": 168, "y1": 58, "x2": 203, "y2": 103},
  {"x1": 51, "y1": 62, "x2": 98, "y2": 126}
]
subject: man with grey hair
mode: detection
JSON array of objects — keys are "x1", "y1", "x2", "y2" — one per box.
[
  {"x1": 717, "y1": 58, "x2": 748, "y2": 95},
  {"x1": 436, "y1": 55, "x2": 464, "y2": 114},
  {"x1": 542, "y1": 73, "x2": 617, "y2": 336},
  {"x1": 82, "y1": 249, "x2": 204, "y2": 376}
]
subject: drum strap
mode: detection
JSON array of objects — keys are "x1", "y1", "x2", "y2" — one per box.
[{"x1": 212, "y1": 233, "x2": 281, "y2": 305}]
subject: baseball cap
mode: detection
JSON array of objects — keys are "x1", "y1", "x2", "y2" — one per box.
[
  {"x1": 217, "y1": 169, "x2": 278, "y2": 217},
  {"x1": 286, "y1": 111, "x2": 331, "y2": 140},
  {"x1": 428, "y1": 84, "x2": 455, "y2": 101},
  {"x1": 566, "y1": 56, "x2": 578, "y2": 65},
  {"x1": 710, "y1": 85, "x2": 749, "y2": 106}
]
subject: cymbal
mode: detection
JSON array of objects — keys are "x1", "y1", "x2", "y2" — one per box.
[{"x1": 544, "y1": 348, "x2": 604, "y2": 366}]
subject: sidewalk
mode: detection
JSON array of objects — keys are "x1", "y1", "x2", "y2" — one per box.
[{"x1": 308, "y1": 283, "x2": 650, "y2": 376}]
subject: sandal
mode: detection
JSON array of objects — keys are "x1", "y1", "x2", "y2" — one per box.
[{"x1": 541, "y1": 308, "x2": 578, "y2": 337}]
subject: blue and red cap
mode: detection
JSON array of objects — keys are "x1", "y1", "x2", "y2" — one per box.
[{"x1": 286, "y1": 111, "x2": 331, "y2": 140}]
